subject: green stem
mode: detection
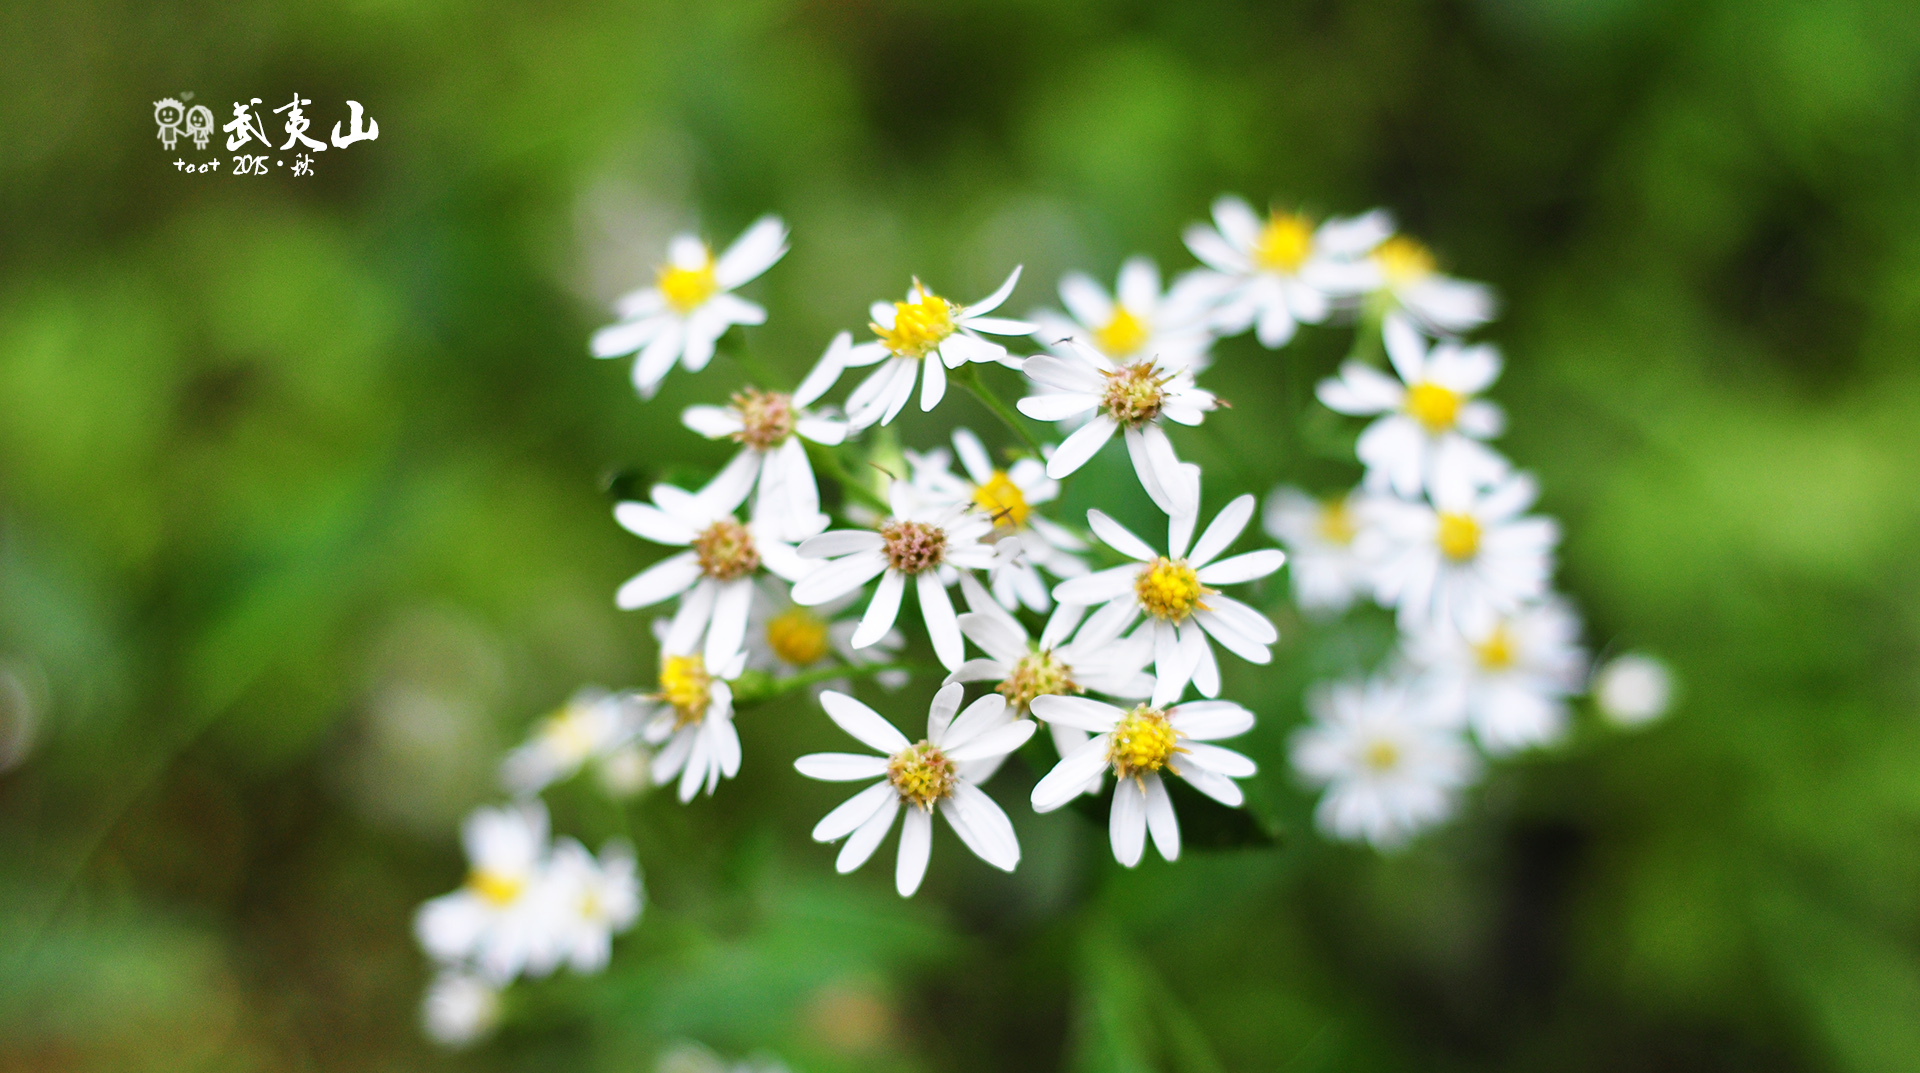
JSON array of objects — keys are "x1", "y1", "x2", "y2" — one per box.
[
  {"x1": 951, "y1": 363, "x2": 1045, "y2": 456},
  {"x1": 804, "y1": 439, "x2": 891, "y2": 514}
]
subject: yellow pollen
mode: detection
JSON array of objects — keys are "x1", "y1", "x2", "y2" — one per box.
[
  {"x1": 1437, "y1": 512, "x2": 1481, "y2": 562},
  {"x1": 467, "y1": 870, "x2": 525, "y2": 908},
  {"x1": 1100, "y1": 361, "x2": 1171, "y2": 427},
  {"x1": 766, "y1": 606, "x2": 832, "y2": 667},
  {"x1": 881, "y1": 519, "x2": 948, "y2": 574},
  {"x1": 1363, "y1": 738, "x2": 1402, "y2": 772},
  {"x1": 887, "y1": 741, "x2": 956, "y2": 809},
  {"x1": 1107, "y1": 706, "x2": 1182, "y2": 780},
  {"x1": 1135, "y1": 557, "x2": 1208, "y2": 623},
  {"x1": 657, "y1": 253, "x2": 719, "y2": 314},
  {"x1": 693, "y1": 517, "x2": 760, "y2": 581},
  {"x1": 1253, "y1": 212, "x2": 1315, "y2": 272},
  {"x1": 872, "y1": 285, "x2": 957, "y2": 359},
  {"x1": 997, "y1": 646, "x2": 1081, "y2": 715},
  {"x1": 730, "y1": 388, "x2": 796, "y2": 450},
  {"x1": 657, "y1": 654, "x2": 712, "y2": 727},
  {"x1": 1317, "y1": 498, "x2": 1358, "y2": 546},
  {"x1": 1093, "y1": 306, "x2": 1150, "y2": 357},
  {"x1": 1474, "y1": 624, "x2": 1518, "y2": 671},
  {"x1": 1374, "y1": 235, "x2": 1436, "y2": 286},
  {"x1": 972, "y1": 471, "x2": 1031, "y2": 530},
  {"x1": 579, "y1": 889, "x2": 604, "y2": 921},
  {"x1": 1403, "y1": 382, "x2": 1462, "y2": 433}
]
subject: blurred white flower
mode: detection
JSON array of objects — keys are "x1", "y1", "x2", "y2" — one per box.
[
  {"x1": 792, "y1": 481, "x2": 997, "y2": 671},
  {"x1": 905, "y1": 427, "x2": 1088, "y2": 612},
  {"x1": 657, "y1": 1041, "x2": 793, "y2": 1073},
  {"x1": 541, "y1": 838, "x2": 643, "y2": 974},
  {"x1": 1404, "y1": 599, "x2": 1588, "y2": 755},
  {"x1": 421, "y1": 968, "x2": 501, "y2": 1048},
  {"x1": 1261, "y1": 487, "x2": 1382, "y2": 615},
  {"x1": 1181, "y1": 196, "x2": 1391, "y2": 347},
  {"x1": 1593, "y1": 652, "x2": 1675, "y2": 727},
  {"x1": 501, "y1": 688, "x2": 641, "y2": 797},
  {"x1": 1312, "y1": 221, "x2": 1496, "y2": 335},
  {"x1": 841, "y1": 269, "x2": 1036, "y2": 427},
  {"x1": 1370, "y1": 467, "x2": 1558, "y2": 636},
  {"x1": 1055, "y1": 488, "x2": 1285, "y2": 706},
  {"x1": 1290, "y1": 676, "x2": 1479, "y2": 849},
  {"x1": 415, "y1": 801, "x2": 554, "y2": 983},
  {"x1": 1317, "y1": 312, "x2": 1508, "y2": 498},
  {"x1": 596, "y1": 742, "x2": 655, "y2": 799},
  {"x1": 796, "y1": 684, "x2": 1035, "y2": 896},
  {"x1": 743, "y1": 578, "x2": 908, "y2": 689},
  {"x1": 1029, "y1": 256, "x2": 1214, "y2": 370},
  {"x1": 638, "y1": 644, "x2": 748, "y2": 802},
  {"x1": 592, "y1": 215, "x2": 789, "y2": 398},
  {"x1": 1029, "y1": 695, "x2": 1258, "y2": 867}
]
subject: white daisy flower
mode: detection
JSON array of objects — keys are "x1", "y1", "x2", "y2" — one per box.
[
  {"x1": 840, "y1": 269, "x2": 1037, "y2": 428},
  {"x1": 947, "y1": 574, "x2": 1153, "y2": 778},
  {"x1": 1370, "y1": 467, "x2": 1559, "y2": 636},
  {"x1": 414, "y1": 801, "x2": 555, "y2": 984},
  {"x1": 742, "y1": 578, "x2": 908, "y2": 690},
  {"x1": 1029, "y1": 256, "x2": 1214, "y2": 370},
  {"x1": 638, "y1": 645, "x2": 747, "y2": 802},
  {"x1": 591, "y1": 215, "x2": 790, "y2": 398},
  {"x1": 1593, "y1": 653, "x2": 1674, "y2": 728},
  {"x1": 1313, "y1": 223, "x2": 1497, "y2": 336},
  {"x1": 614, "y1": 453, "x2": 816, "y2": 668},
  {"x1": 1260, "y1": 486, "x2": 1381, "y2": 615},
  {"x1": 905, "y1": 428, "x2": 1088, "y2": 612},
  {"x1": 1291, "y1": 675, "x2": 1479, "y2": 849},
  {"x1": 1180, "y1": 195, "x2": 1393, "y2": 347},
  {"x1": 1029, "y1": 695, "x2": 1258, "y2": 866},
  {"x1": 500, "y1": 687, "x2": 641, "y2": 797},
  {"x1": 1403, "y1": 599, "x2": 1588, "y2": 755},
  {"x1": 421, "y1": 968, "x2": 501, "y2": 1048},
  {"x1": 1016, "y1": 341, "x2": 1218, "y2": 516},
  {"x1": 539, "y1": 838, "x2": 642, "y2": 975},
  {"x1": 796, "y1": 684, "x2": 1035, "y2": 897},
  {"x1": 1054, "y1": 489, "x2": 1286, "y2": 706},
  {"x1": 680, "y1": 333, "x2": 854, "y2": 542},
  {"x1": 790, "y1": 481, "x2": 997, "y2": 671},
  {"x1": 1316, "y1": 312, "x2": 1509, "y2": 497}
]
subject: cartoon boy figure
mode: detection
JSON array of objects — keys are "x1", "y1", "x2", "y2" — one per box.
[
  {"x1": 153, "y1": 98, "x2": 185, "y2": 150},
  {"x1": 183, "y1": 104, "x2": 215, "y2": 150}
]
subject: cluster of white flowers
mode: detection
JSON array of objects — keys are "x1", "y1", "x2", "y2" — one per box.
[{"x1": 410, "y1": 199, "x2": 1674, "y2": 1046}]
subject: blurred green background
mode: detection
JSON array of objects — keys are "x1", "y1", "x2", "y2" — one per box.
[{"x1": 6, "y1": 0, "x2": 1920, "y2": 1069}]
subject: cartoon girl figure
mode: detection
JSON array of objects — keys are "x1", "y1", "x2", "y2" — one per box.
[
  {"x1": 153, "y1": 98, "x2": 185, "y2": 150},
  {"x1": 183, "y1": 105, "x2": 215, "y2": 150}
]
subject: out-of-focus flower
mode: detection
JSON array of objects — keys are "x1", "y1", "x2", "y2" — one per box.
[
  {"x1": 1317, "y1": 313, "x2": 1508, "y2": 497},
  {"x1": 1312, "y1": 220, "x2": 1496, "y2": 335},
  {"x1": 1403, "y1": 599, "x2": 1588, "y2": 755},
  {"x1": 657, "y1": 1042, "x2": 794, "y2": 1073},
  {"x1": 421, "y1": 968, "x2": 501, "y2": 1048},
  {"x1": 1029, "y1": 256, "x2": 1213, "y2": 370},
  {"x1": 614, "y1": 454, "x2": 815, "y2": 667},
  {"x1": 592, "y1": 215, "x2": 789, "y2": 398},
  {"x1": 796, "y1": 684, "x2": 1034, "y2": 896},
  {"x1": 792, "y1": 481, "x2": 997, "y2": 671},
  {"x1": 1181, "y1": 196, "x2": 1392, "y2": 347},
  {"x1": 1029, "y1": 695, "x2": 1257, "y2": 867},
  {"x1": 681, "y1": 333, "x2": 852, "y2": 541},
  {"x1": 597, "y1": 742, "x2": 655, "y2": 799},
  {"x1": 501, "y1": 688, "x2": 641, "y2": 797},
  {"x1": 743, "y1": 579, "x2": 908, "y2": 689},
  {"x1": 638, "y1": 644, "x2": 747, "y2": 802},
  {"x1": 415, "y1": 802, "x2": 554, "y2": 983},
  {"x1": 1370, "y1": 467, "x2": 1558, "y2": 636},
  {"x1": 541, "y1": 838, "x2": 642, "y2": 974},
  {"x1": 1593, "y1": 652, "x2": 1675, "y2": 727},
  {"x1": 1056, "y1": 488, "x2": 1285, "y2": 706},
  {"x1": 1261, "y1": 487, "x2": 1382, "y2": 615},
  {"x1": 1290, "y1": 676, "x2": 1478, "y2": 849},
  {"x1": 1017, "y1": 341, "x2": 1216, "y2": 516},
  {"x1": 905, "y1": 428, "x2": 1087, "y2": 612},
  {"x1": 841, "y1": 270, "x2": 1036, "y2": 427}
]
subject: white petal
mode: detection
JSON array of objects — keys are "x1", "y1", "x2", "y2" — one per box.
[
  {"x1": 799, "y1": 530, "x2": 885, "y2": 558},
  {"x1": 1045, "y1": 415, "x2": 1117, "y2": 479},
  {"x1": 819, "y1": 690, "x2": 912, "y2": 753},
  {"x1": 811, "y1": 779, "x2": 894, "y2": 840},
  {"x1": 942, "y1": 782, "x2": 1020, "y2": 871},
  {"x1": 944, "y1": 719, "x2": 1036, "y2": 763},
  {"x1": 1018, "y1": 392, "x2": 1099, "y2": 422},
  {"x1": 1197, "y1": 549, "x2": 1286, "y2": 585},
  {"x1": 967, "y1": 265, "x2": 1023, "y2": 316},
  {"x1": 1110, "y1": 777, "x2": 1147, "y2": 867},
  {"x1": 713, "y1": 215, "x2": 788, "y2": 287},
  {"x1": 790, "y1": 551, "x2": 887, "y2": 605},
  {"x1": 615, "y1": 501, "x2": 698, "y2": 546},
  {"x1": 941, "y1": 691, "x2": 1010, "y2": 750},
  {"x1": 614, "y1": 551, "x2": 701, "y2": 610},
  {"x1": 1188, "y1": 494, "x2": 1256, "y2": 568},
  {"x1": 852, "y1": 571, "x2": 907, "y2": 649},
  {"x1": 796, "y1": 754, "x2": 892, "y2": 782},
  {"x1": 837, "y1": 796, "x2": 900, "y2": 872},
  {"x1": 1030, "y1": 695, "x2": 1124, "y2": 733},
  {"x1": 1181, "y1": 741, "x2": 1257, "y2": 778},
  {"x1": 919, "y1": 352, "x2": 948, "y2": 411},
  {"x1": 1169, "y1": 701, "x2": 1254, "y2": 741},
  {"x1": 1087, "y1": 510, "x2": 1158, "y2": 562},
  {"x1": 896, "y1": 807, "x2": 933, "y2": 896},
  {"x1": 1142, "y1": 772, "x2": 1181, "y2": 862},
  {"x1": 1031, "y1": 736, "x2": 1114, "y2": 811}
]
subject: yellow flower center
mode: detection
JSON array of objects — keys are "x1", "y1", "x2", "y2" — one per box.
[
  {"x1": 996, "y1": 646, "x2": 1081, "y2": 715},
  {"x1": 1363, "y1": 738, "x2": 1402, "y2": 772},
  {"x1": 657, "y1": 654, "x2": 712, "y2": 727},
  {"x1": 1093, "y1": 306, "x2": 1150, "y2": 357},
  {"x1": 1135, "y1": 557, "x2": 1208, "y2": 623},
  {"x1": 579, "y1": 888, "x2": 604, "y2": 921},
  {"x1": 1373, "y1": 235, "x2": 1435, "y2": 286},
  {"x1": 693, "y1": 517, "x2": 760, "y2": 581},
  {"x1": 880, "y1": 519, "x2": 947, "y2": 575},
  {"x1": 1403, "y1": 382, "x2": 1462, "y2": 433},
  {"x1": 1100, "y1": 361, "x2": 1170, "y2": 428},
  {"x1": 1253, "y1": 212, "x2": 1314, "y2": 272},
  {"x1": 731, "y1": 388, "x2": 796, "y2": 450},
  {"x1": 1108, "y1": 705, "x2": 1182, "y2": 780},
  {"x1": 971, "y1": 471, "x2": 1031, "y2": 530},
  {"x1": 1474, "y1": 623, "x2": 1518, "y2": 671},
  {"x1": 1317, "y1": 497, "x2": 1358, "y2": 546},
  {"x1": 766, "y1": 606, "x2": 832, "y2": 667},
  {"x1": 887, "y1": 740, "x2": 956, "y2": 809},
  {"x1": 657, "y1": 253, "x2": 719, "y2": 314},
  {"x1": 872, "y1": 285, "x2": 957, "y2": 359},
  {"x1": 466, "y1": 869, "x2": 525, "y2": 908},
  {"x1": 1437, "y1": 512, "x2": 1481, "y2": 562}
]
